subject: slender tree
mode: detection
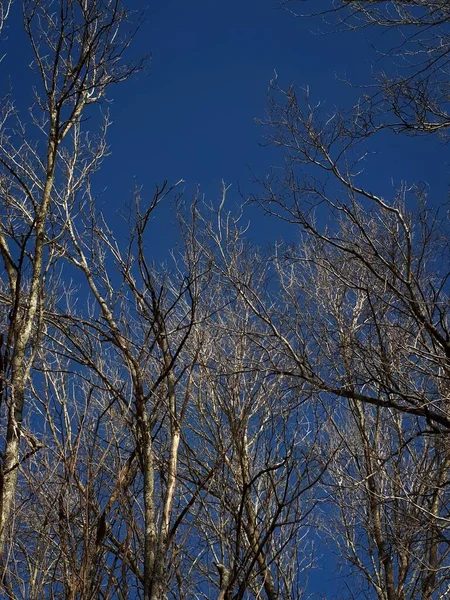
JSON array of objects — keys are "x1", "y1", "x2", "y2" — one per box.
[
  {"x1": 188, "y1": 281, "x2": 322, "y2": 600},
  {"x1": 0, "y1": 0, "x2": 141, "y2": 585}
]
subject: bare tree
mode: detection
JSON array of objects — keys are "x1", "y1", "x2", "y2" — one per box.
[
  {"x1": 252, "y1": 82, "x2": 450, "y2": 431},
  {"x1": 46, "y1": 187, "x2": 215, "y2": 600},
  {"x1": 238, "y1": 3, "x2": 450, "y2": 594},
  {"x1": 322, "y1": 401, "x2": 450, "y2": 600},
  {"x1": 187, "y1": 283, "x2": 323, "y2": 600},
  {"x1": 283, "y1": 0, "x2": 450, "y2": 135},
  {"x1": 0, "y1": 0, "x2": 141, "y2": 584},
  {"x1": 219, "y1": 93, "x2": 450, "y2": 595},
  {"x1": 13, "y1": 366, "x2": 139, "y2": 600}
]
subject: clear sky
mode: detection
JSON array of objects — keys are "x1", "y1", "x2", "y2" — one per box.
[
  {"x1": 2, "y1": 0, "x2": 446, "y2": 249},
  {"x1": 112, "y1": 0, "x2": 446, "y2": 248},
  {"x1": 1, "y1": 1, "x2": 447, "y2": 596}
]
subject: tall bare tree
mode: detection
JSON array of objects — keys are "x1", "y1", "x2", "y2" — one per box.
[
  {"x1": 52, "y1": 188, "x2": 214, "y2": 600},
  {"x1": 240, "y1": 2, "x2": 450, "y2": 595},
  {"x1": 0, "y1": 0, "x2": 141, "y2": 583},
  {"x1": 187, "y1": 280, "x2": 323, "y2": 600}
]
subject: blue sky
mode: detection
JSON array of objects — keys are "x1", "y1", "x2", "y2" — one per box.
[
  {"x1": 110, "y1": 0, "x2": 445, "y2": 246},
  {"x1": 2, "y1": 0, "x2": 446, "y2": 250}
]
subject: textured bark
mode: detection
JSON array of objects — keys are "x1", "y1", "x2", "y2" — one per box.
[
  {"x1": 140, "y1": 406, "x2": 157, "y2": 600},
  {"x1": 237, "y1": 432, "x2": 277, "y2": 600},
  {"x1": 0, "y1": 118, "x2": 57, "y2": 561}
]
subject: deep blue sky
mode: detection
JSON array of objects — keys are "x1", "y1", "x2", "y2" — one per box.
[
  {"x1": 112, "y1": 0, "x2": 446, "y2": 248},
  {"x1": 2, "y1": 0, "x2": 446, "y2": 250},
  {"x1": 134, "y1": 0, "x2": 441, "y2": 179}
]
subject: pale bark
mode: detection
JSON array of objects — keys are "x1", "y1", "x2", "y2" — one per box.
[
  {"x1": 0, "y1": 113, "x2": 58, "y2": 560},
  {"x1": 0, "y1": 0, "x2": 141, "y2": 583}
]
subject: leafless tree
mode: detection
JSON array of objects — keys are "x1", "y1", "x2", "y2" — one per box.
[
  {"x1": 283, "y1": 1, "x2": 450, "y2": 135},
  {"x1": 184, "y1": 280, "x2": 324, "y2": 600},
  {"x1": 251, "y1": 82, "x2": 450, "y2": 431},
  {"x1": 322, "y1": 400, "x2": 450, "y2": 600},
  {"x1": 0, "y1": 0, "x2": 142, "y2": 585},
  {"x1": 44, "y1": 185, "x2": 216, "y2": 600},
  {"x1": 237, "y1": 3, "x2": 450, "y2": 594},
  {"x1": 215, "y1": 90, "x2": 450, "y2": 594},
  {"x1": 12, "y1": 366, "x2": 139, "y2": 600}
]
